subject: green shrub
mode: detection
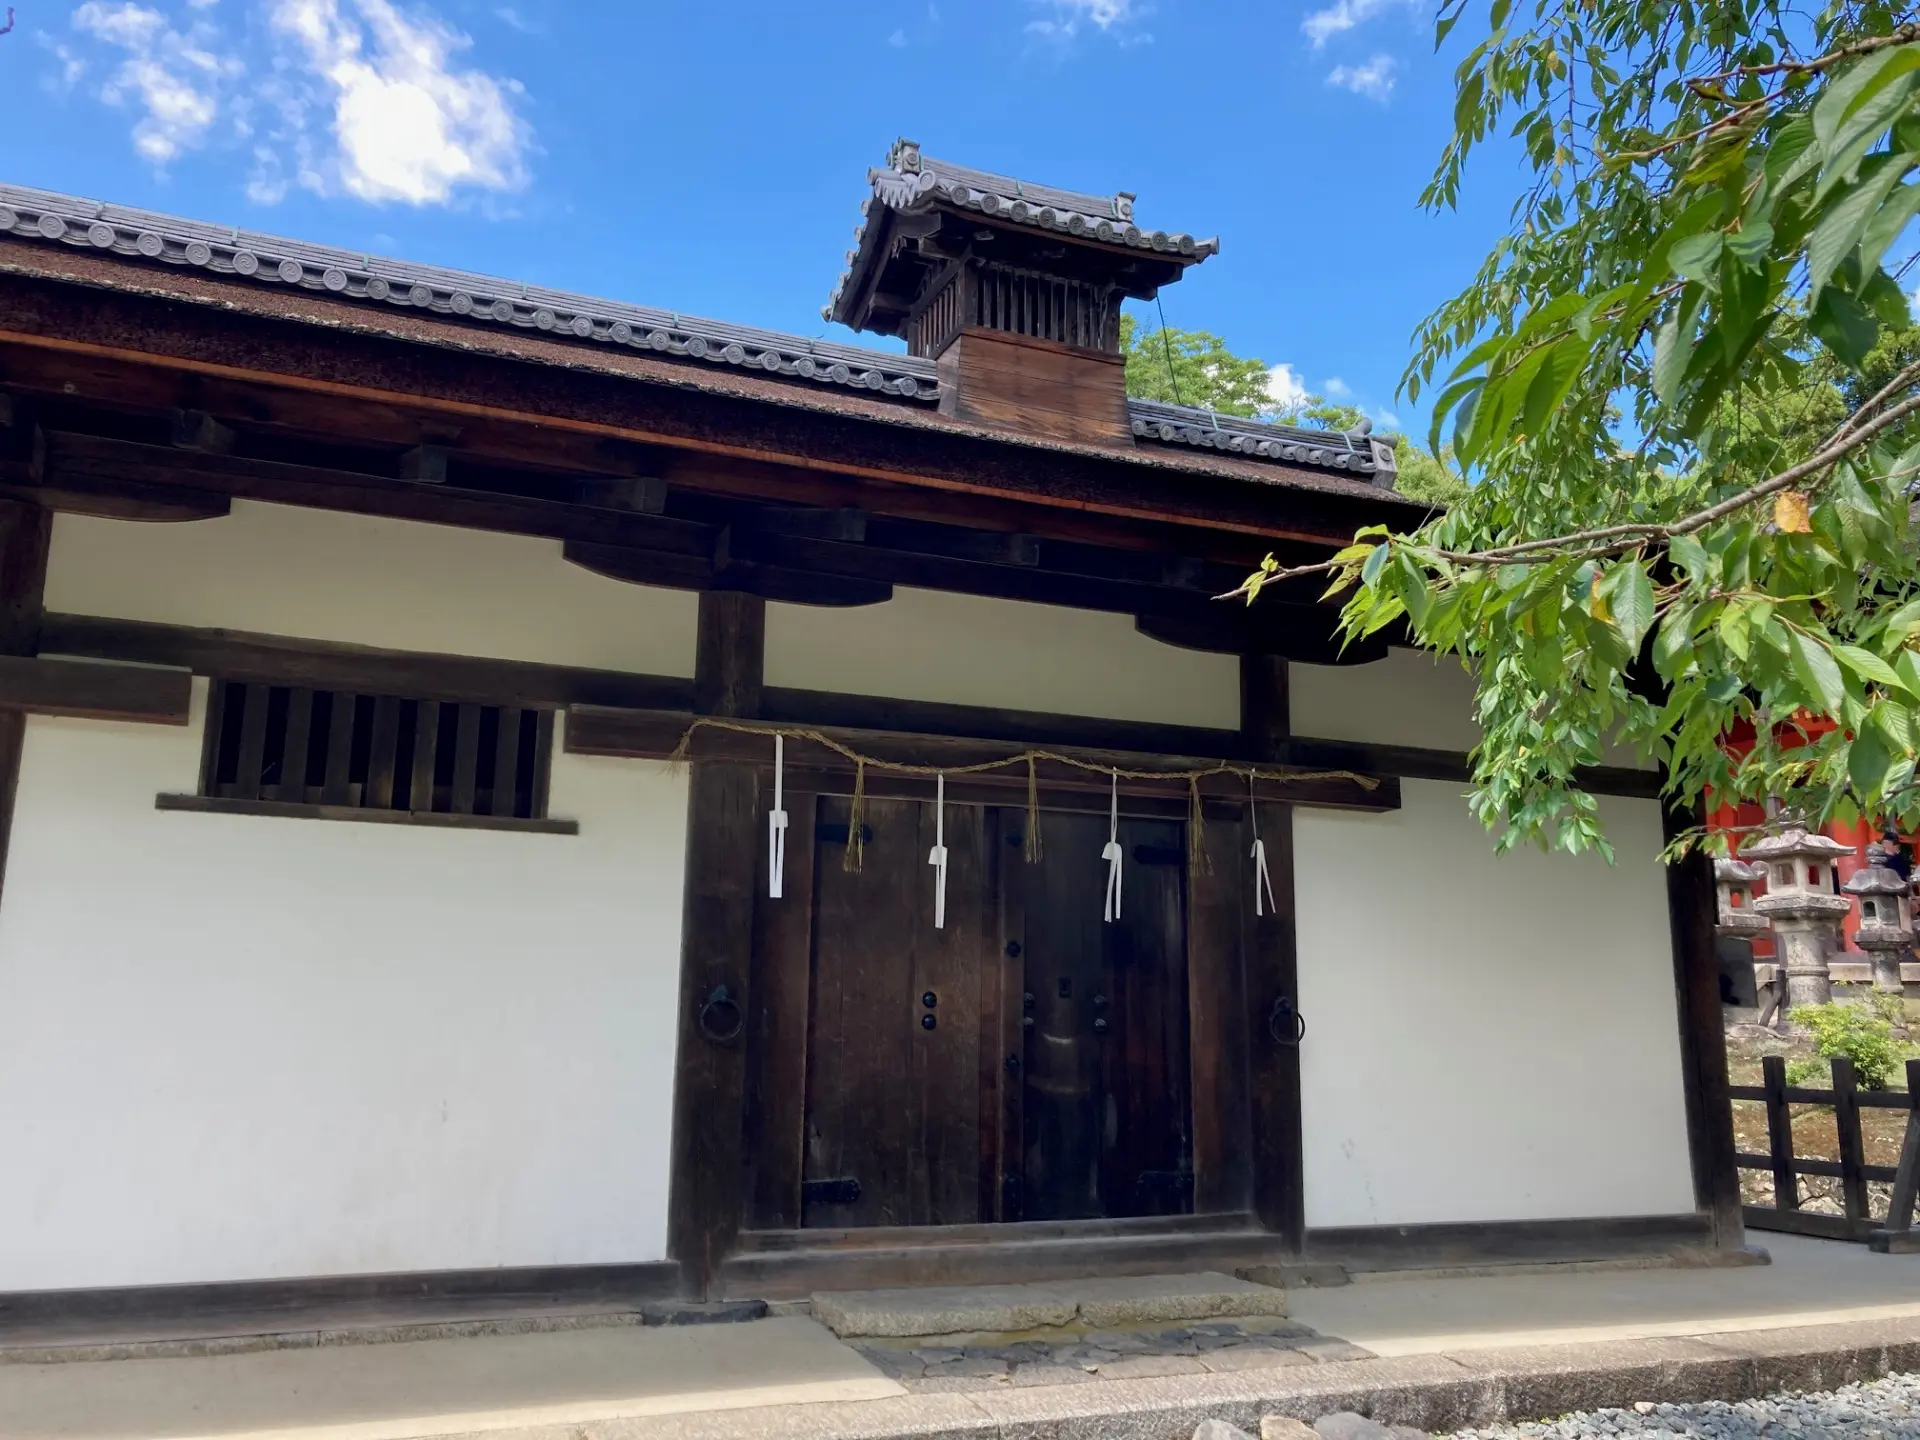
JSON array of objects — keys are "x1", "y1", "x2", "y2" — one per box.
[{"x1": 1794, "y1": 1001, "x2": 1901, "y2": 1090}]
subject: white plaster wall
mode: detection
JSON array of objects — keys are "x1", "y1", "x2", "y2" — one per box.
[
  {"x1": 0, "y1": 684, "x2": 688, "y2": 1289},
  {"x1": 765, "y1": 588, "x2": 1240, "y2": 730},
  {"x1": 46, "y1": 501, "x2": 699, "y2": 677},
  {"x1": 1293, "y1": 648, "x2": 1656, "y2": 770},
  {"x1": 1295, "y1": 780, "x2": 1696, "y2": 1228}
]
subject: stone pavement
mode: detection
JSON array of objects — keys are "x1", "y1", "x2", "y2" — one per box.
[{"x1": 7, "y1": 1236, "x2": 1920, "y2": 1440}]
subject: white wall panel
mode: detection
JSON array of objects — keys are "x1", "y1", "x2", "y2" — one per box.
[
  {"x1": 45, "y1": 501, "x2": 699, "y2": 677},
  {"x1": 0, "y1": 685, "x2": 687, "y2": 1289},
  {"x1": 1295, "y1": 780, "x2": 1695, "y2": 1228},
  {"x1": 766, "y1": 588, "x2": 1240, "y2": 731}
]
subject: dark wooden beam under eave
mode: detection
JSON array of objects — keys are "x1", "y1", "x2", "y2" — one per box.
[
  {"x1": 667, "y1": 592, "x2": 766, "y2": 1298},
  {"x1": 0, "y1": 501, "x2": 51, "y2": 902},
  {"x1": 0, "y1": 655, "x2": 191, "y2": 724},
  {"x1": 1663, "y1": 795, "x2": 1748, "y2": 1252},
  {"x1": 1238, "y1": 654, "x2": 1306, "y2": 1251}
]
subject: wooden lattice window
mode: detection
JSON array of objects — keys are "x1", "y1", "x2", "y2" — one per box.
[{"x1": 157, "y1": 682, "x2": 572, "y2": 834}]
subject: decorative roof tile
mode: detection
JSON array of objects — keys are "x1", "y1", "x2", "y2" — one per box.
[
  {"x1": 824, "y1": 139, "x2": 1220, "y2": 325},
  {"x1": 0, "y1": 183, "x2": 939, "y2": 402}
]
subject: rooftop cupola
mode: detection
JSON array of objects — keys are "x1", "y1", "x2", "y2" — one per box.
[{"x1": 826, "y1": 140, "x2": 1219, "y2": 446}]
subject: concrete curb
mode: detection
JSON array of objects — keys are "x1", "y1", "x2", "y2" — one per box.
[{"x1": 514, "y1": 1313, "x2": 1920, "y2": 1440}]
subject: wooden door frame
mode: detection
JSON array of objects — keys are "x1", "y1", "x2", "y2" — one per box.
[{"x1": 667, "y1": 631, "x2": 1308, "y2": 1297}]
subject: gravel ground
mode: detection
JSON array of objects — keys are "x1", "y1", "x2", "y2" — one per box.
[{"x1": 1450, "y1": 1371, "x2": 1920, "y2": 1439}]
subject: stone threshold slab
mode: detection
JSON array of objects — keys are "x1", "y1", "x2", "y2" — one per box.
[
  {"x1": 811, "y1": 1272, "x2": 1291, "y2": 1339},
  {"x1": 592, "y1": 1312, "x2": 1920, "y2": 1440}
]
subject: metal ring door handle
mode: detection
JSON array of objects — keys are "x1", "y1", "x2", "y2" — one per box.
[
  {"x1": 1268, "y1": 995, "x2": 1305, "y2": 1047},
  {"x1": 699, "y1": 983, "x2": 745, "y2": 1044}
]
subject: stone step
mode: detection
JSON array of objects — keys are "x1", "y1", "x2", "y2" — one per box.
[{"x1": 811, "y1": 1271, "x2": 1290, "y2": 1339}]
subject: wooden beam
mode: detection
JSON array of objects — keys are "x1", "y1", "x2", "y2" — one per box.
[
  {"x1": 39, "y1": 614, "x2": 694, "y2": 712},
  {"x1": 1240, "y1": 655, "x2": 1305, "y2": 1250},
  {"x1": 1136, "y1": 611, "x2": 1390, "y2": 668},
  {"x1": 0, "y1": 655, "x2": 190, "y2": 724},
  {"x1": 0, "y1": 501, "x2": 50, "y2": 903},
  {"x1": 0, "y1": 275, "x2": 1425, "y2": 549},
  {"x1": 563, "y1": 704, "x2": 1399, "y2": 814},
  {"x1": 1664, "y1": 796, "x2": 1747, "y2": 1252},
  {"x1": 668, "y1": 592, "x2": 766, "y2": 1298}
]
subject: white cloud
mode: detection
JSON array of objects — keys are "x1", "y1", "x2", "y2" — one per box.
[
  {"x1": 71, "y1": 1, "x2": 240, "y2": 163},
  {"x1": 1301, "y1": 0, "x2": 1410, "y2": 47},
  {"x1": 493, "y1": 5, "x2": 540, "y2": 33},
  {"x1": 1323, "y1": 376, "x2": 1352, "y2": 399},
  {"x1": 1267, "y1": 363, "x2": 1310, "y2": 415},
  {"x1": 1372, "y1": 408, "x2": 1402, "y2": 430},
  {"x1": 887, "y1": 26, "x2": 907, "y2": 46},
  {"x1": 57, "y1": 0, "x2": 533, "y2": 207},
  {"x1": 1327, "y1": 53, "x2": 1398, "y2": 101},
  {"x1": 268, "y1": 0, "x2": 532, "y2": 205},
  {"x1": 1027, "y1": 0, "x2": 1147, "y2": 44}
]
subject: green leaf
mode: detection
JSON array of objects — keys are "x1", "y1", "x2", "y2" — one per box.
[
  {"x1": 1653, "y1": 292, "x2": 1699, "y2": 405},
  {"x1": 1850, "y1": 723, "x2": 1894, "y2": 798},
  {"x1": 1519, "y1": 336, "x2": 1585, "y2": 438},
  {"x1": 1897, "y1": 649, "x2": 1920, "y2": 698},
  {"x1": 1859, "y1": 182, "x2": 1920, "y2": 280},
  {"x1": 1810, "y1": 288, "x2": 1880, "y2": 367},
  {"x1": 1668, "y1": 232, "x2": 1723, "y2": 282},
  {"x1": 1789, "y1": 629, "x2": 1849, "y2": 716},
  {"x1": 1598, "y1": 560, "x2": 1656, "y2": 655},
  {"x1": 1668, "y1": 532, "x2": 1709, "y2": 580},
  {"x1": 1719, "y1": 597, "x2": 1756, "y2": 660},
  {"x1": 1836, "y1": 643, "x2": 1909, "y2": 693},
  {"x1": 1807, "y1": 163, "x2": 1906, "y2": 300}
]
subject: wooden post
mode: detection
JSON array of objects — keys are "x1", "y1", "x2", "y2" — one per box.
[
  {"x1": 666, "y1": 591, "x2": 765, "y2": 1298},
  {"x1": 1831, "y1": 1055, "x2": 1870, "y2": 1227},
  {"x1": 1870, "y1": 1058, "x2": 1920, "y2": 1252},
  {"x1": 0, "y1": 501, "x2": 51, "y2": 901},
  {"x1": 1239, "y1": 653, "x2": 1304, "y2": 1249},
  {"x1": 1761, "y1": 1054, "x2": 1798, "y2": 1214},
  {"x1": 1662, "y1": 797, "x2": 1747, "y2": 1250}
]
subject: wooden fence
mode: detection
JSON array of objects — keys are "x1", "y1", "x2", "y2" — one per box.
[{"x1": 1730, "y1": 1054, "x2": 1920, "y2": 1251}]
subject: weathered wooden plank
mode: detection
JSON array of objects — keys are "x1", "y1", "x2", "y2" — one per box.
[
  {"x1": 409, "y1": 700, "x2": 441, "y2": 813},
  {"x1": 321, "y1": 691, "x2": 357, "y2": 805},
  {"x1": 914, "y1": 797, "x2": 988, "y2": 1226},
  {"x1": 365, "y1": 696, "x2": 401, "y2": 810},
  {"x1": 491, "y1": 706, "x2": 523, "y2": 817},
  {"x1": 667, "y1": 591, "x2": 766, "y2": 1297},
  {"x1": 1241, "y1": 655, "x2": 1303, "y2": 1248},
  {"x1": 449, "y1": 703, "x2": 482, "y2": 815},
  {"x1": 1832, "y1": 1057, "x2": 1871, "y2": 1225},
  {"x1": 996, "y1": 808, "x2": 1029, "y2": 1222},
  {"x1": 745, "y1": 794, "x2": 817, "y2": 1231},
  {"x1": 231, "y1": 683, "x2": 271, "y2": 801},
  {"x1": 154, "y1": 793, "x2": 578, "y2": 835},
  {"x1": 1666, "y1": 797, "x2": 1747, "y2": 1249},
  {"x1": 0, "y1": 654, "x2": 191, "y2": 725},
  {"x1": 1762, "y1": 1056, "x2": 1799, "y2": 1211},
  {"x1": 530, "y1": 710, "x2": 555, "y2": 818},
  {"x1": 1189, "y1": 810, "x2": 1252, "y2": 1216},
  {"x1": 275, "y1": 687, "x2": 314, "y2": 800}
]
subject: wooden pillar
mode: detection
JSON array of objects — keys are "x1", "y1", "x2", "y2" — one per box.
[
  {"x1": 1240, "y1": 654, "x2": 1305, "y2": 1249},
  {"x1": 0, "y1": 501, "x2": 51, "y2": 901},
  {"x1": 1662, "y1": 796, "x2": 1746, "y2": 1250},
  {"x1": 666, "y1": 592, "x2": 765, "y2": 1297}
]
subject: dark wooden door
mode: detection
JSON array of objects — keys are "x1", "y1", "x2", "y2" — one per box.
[
  {"x1": 1014, "y1": 812, "x2": 1194, "y2": 1222},
  {"x1": 800, "y1": 795, "x2": 994, "y2": 1227}
]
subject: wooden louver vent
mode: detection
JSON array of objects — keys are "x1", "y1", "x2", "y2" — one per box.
[
  {"x1": 909, "y1": 263, "x2": 1122, "y2": 358},
  {"x1": 200, "y1": 681, "x2": 555, "y2": 822}
]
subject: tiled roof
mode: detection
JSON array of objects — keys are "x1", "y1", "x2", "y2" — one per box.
[
  {"x1": 0, "y1": 179, "x2": 1391, "y2": 486},
  {"x1": 1127, "y1": 399, "x2": 1394, "y2": 477},
  {"x1": 824, "y1": 139, "x2": 1219, "y2": 326},
  {"x1": 0, "y1": 183, "x2": 939, "y2": 401}
]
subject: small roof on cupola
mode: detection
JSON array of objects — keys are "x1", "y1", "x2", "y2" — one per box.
[{"x1": 826, "y1": 139, "x2": 1218, "y2": 340}]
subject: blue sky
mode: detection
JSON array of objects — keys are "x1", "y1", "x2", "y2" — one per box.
[{"x1": 0, "y1": 0, "x2": 1513, "y2": 436}]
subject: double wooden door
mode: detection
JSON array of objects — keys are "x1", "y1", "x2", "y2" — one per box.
[{"x1": 743, "y1": 792, "x2": 1193, "y2": 1231}]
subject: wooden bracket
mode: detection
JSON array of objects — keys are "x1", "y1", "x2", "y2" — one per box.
[
  {"x1": 0, "y1": 655, "x2": 192, "y2": 725},
  {"x1": 171, "y1": 410, "x2": 236, "y2": 455},
  {"x1": 400, "y1": 445, "x2": 449, "y2": 484}
]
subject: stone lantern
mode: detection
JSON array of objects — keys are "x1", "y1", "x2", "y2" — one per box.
[
  {"x1": 1746, "y1": 824, "x2": 1854, "y2": 1011},
  {"x1": 1715, "y1": 857, "x2": 1768, "y2": 937},
  {"x1": 1844, "y1": 841, "x2": 1914, "y2": 996}
]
